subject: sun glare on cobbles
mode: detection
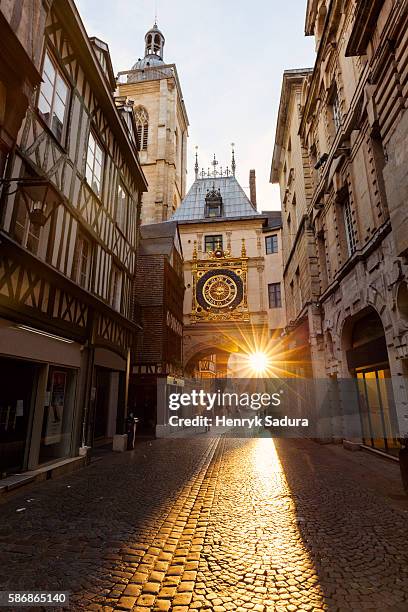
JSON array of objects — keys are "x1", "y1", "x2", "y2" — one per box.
[{"x1": 198, "y1": 437, "x2": 326, "y2": 610}]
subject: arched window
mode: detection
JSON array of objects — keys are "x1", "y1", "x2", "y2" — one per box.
[{"x1": 135, "y1": 106, "x2": 149, "y2": 151}]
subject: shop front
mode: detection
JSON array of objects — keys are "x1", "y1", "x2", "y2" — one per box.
[{"x1": 0, "y1": 319, "x2": 82, "y2": 476}]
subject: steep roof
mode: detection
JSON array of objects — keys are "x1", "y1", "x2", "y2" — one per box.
[{"x1": 172, "y1": 175, "x2": 260, "y2": 223}]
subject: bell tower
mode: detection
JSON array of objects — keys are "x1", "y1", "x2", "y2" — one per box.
[
  {"x1": 117, "y1": 23, "x2": 189, "y2": 225},
  {"x1": 144, "y1": 23, "x2": 165, "y2": 59}
]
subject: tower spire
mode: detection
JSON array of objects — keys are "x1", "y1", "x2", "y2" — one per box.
[{"x1": 231, "y1": 143, "x2": 236, "y2": 176}]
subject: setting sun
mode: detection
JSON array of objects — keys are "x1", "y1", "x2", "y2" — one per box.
[{"x1": 247, "y1": 351, "x2": 270, "y2": 375}]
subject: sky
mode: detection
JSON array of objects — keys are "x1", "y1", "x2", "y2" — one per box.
[{"x1": 76, "y1": 0, "x2": 316, "y2": 210}]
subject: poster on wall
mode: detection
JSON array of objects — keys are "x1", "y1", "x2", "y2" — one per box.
[{"x1": 44, "y1": 370, "x2": 66, "y2": 445}]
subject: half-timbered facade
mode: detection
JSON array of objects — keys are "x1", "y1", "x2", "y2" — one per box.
[
  {"x1": 0, "y1": 0, "x2": 48, "y2": 178},
  {"x1": 0, "y1": 0, "x2": 147, "y2": 476}
]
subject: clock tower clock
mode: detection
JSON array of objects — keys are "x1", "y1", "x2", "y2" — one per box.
[{"x1": 191, "y1": 240, "x2": 249, "y2": 323}]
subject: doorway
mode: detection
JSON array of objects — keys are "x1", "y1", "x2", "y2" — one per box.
[
  {"x1": 345, "y1": 309, "x2": 401, "y2": 456},
  {"x1": 0, "y1": 357, "x2": 38, "y2": 474},
  {"x1": 93, "y1": 368, "x2": 122, "y2": 444}
]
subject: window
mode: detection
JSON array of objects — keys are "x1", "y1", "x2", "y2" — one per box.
[
  {"x1": 317, "y1": 230, "x2": 329, "y2": 288},
  {"x1": 38, "y1": 50, "x2": 69, "y2": 143},
  {"x1": 12, "y1": 195, "x2": 48, "y2": 257},
  {"x1": 109, "y1": 264, "x2": 122, "y2": 311},
  {"x1": 265, "y1": 234, "x2": 278, "y2": 254},
  {"x1": 135, "y1": 106, "x2": 149, "y2": 150},
  {"x1": 86, "y1": 132, "x2": 104, "y2": 195},
  {"x1": 205, "y1": 187, "x2": 223, "y2": 218},
  {"x1": 116, "y1": 181, "x2": 128, "y2": 234},
  {"x1": 343, "y1": 197, "x2": 357, "y2": 256},
  {"x1": 72, "y1": 232, "x2": 92, "y2": 289},
  {"x1": 268, "y1": 283, "x2": 282, "y2": 308},
  {"x1": 296, "y1": 267, "x2": 302, "y2": 310},
  {"x1": 332, "y1": 89, "x2": 342, "y2": 133},
  {"x1": 205, "y1": 235, "x2": 223, "y2": 252},
  {"x1": 206, "y1": 202, "x2": 222, "y2": 217},
  {"x1": 13, "y1": 197, "x2": 40, "y2": 254}
]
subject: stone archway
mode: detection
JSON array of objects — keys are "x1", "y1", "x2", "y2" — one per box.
[
  {"x1": 183, "y1": 322, "x2": 270, "y2": 379},
  {"x1": 340, "y1": 306, "x2": 388, "y2": 372}
]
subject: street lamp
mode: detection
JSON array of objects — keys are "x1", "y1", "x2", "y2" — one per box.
[{"x1": 0, "y1": 177, "x2": 60, "y2": 226}]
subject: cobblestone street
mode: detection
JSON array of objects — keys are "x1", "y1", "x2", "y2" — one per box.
[{"x1": 1, "y1": 436, "x2": 408, "y2": 611}]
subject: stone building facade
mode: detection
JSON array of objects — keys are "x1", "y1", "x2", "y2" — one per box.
[
  {"x1": 0, "y1": 0, "x2": 147, "y2": 477},
  {"x1": 272, "y1": 0, "x2": 408, "y2": 454},
  {"x1": 173, "y1": 155, "x2": 285, "y2": 378},
  {"x1": 117, "y1": 24, "x2": 189, "y2": 225}
]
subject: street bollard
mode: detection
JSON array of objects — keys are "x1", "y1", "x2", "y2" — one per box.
[
  {"x1": 126, "y1": 414, "x2": 139, "y2": 450},
  {"x1": 399, "y1": 438, "x2": 408, "y2": 494}
]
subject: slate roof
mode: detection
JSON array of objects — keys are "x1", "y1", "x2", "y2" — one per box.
[
  {"x1": 139, "y1": 221, "x2": 179, "y2": 257},
  {"x1": 262, "y1": 210, "x2": 282, "y2": 230},
  {"x1": 171, "y1": 175, "x2": 261, "y2": 223}
]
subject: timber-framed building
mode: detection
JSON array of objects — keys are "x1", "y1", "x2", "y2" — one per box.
[{"x1": 0, "y1": 0, "x2": 147, "y2": 476}]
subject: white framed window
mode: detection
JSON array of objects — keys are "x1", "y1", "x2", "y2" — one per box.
[
  {"x1": 343, "y1": 197, "x2": 357, "y2": 256},
  {"x1": 72, "y1": 232, "x2": 92, "y2": 289},
  {"x1": 86, "y1": 131, "x2": 104, "y2": 196},
  {"x1": 109, "y1": 264, "x2": 122, "y2": 311},
  {"x1": 116, "y1": 180, "x2": 128, "y2": 234},
  {"x1": 135, "y1": 106, "x2": 149, "y2": 150},
  {"x1": 38, "y1": 50, "x2": 69, "y2": 143}
]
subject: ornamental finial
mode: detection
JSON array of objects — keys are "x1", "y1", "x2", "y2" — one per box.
[
  {"x1": 194, "y1": 146, "x2": 199, "y2": 179},
  {"x1": 193, "y1": 240, "x2": 197, "y2": 260},
  {"x1": 241, "y1": 237, "x2": 247, "y2": 257},
  {"x1": 212, "y1": 154, "x2": 219, "y2": 178},
  {"x1": 231, "y1": 143, "x2": 236, "y2": 176}
]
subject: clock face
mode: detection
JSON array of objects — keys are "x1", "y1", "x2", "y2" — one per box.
[{"x1": 196, "y1": 269, "x2": 243, "y2": 310}]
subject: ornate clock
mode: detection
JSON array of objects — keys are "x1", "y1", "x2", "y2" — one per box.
[
  {"x1": 191, "y1": 241, "x2": 249, "y2": 323},
  {"x1": 196, "y1": 269, "x2": 243, "y2": 310}
]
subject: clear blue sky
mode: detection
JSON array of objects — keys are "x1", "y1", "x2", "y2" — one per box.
[{"x1": 76, "y1": 0, "x2": 316, "y2": 210}]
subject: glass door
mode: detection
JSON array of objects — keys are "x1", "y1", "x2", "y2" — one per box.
[{"x1": 356, "y1": 367, "x2": 400, "y2": 455}]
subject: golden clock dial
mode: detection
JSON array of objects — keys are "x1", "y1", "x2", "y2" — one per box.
[
  {"x1": 202, "y1": 274, "x2": 238, "y2": 308},
  {"x1": 196, "y1": 269, "x2": 243, "y2": 311}
]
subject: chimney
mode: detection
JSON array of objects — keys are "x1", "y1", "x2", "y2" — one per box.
[{"x1": 249, "y1": 169, "x2": 257, "y2": 209}]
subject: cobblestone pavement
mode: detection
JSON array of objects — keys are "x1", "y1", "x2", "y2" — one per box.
[{"x1": 1, "y1": 437, "x2": 408, "y2": 611}]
